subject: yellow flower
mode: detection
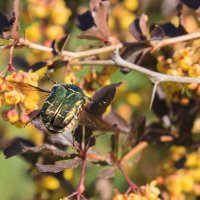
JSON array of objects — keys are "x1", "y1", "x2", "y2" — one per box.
[
  {"x1": 24, "y1": 72, "x2": 39, "y2": 86},
  {"x1": 126, "y1": 92, "x2": 141, "y2": 107},
  {"x1": 31, "y1": 3, "x2": 49, "y2": 19},
  {"x1": 180, "y1": 173, "x2": 194, "y2": 193},
  {"x1": 5, "y1": 90, "x2": 24, "y2": 105},
  {"x1": 42, "y1": 176, "x2": 60, "y2": 190},
  {"x1": 6, "y1": 109, "x2": 19, "y2": 123},
  {"x1": 45, "y1": 25, "x2": 64, "y2": 40},
  {"x1": 23, "y1": 98, "x2": 38, "y2": 112},
  {"x1": 185, "y1": 153, "x2": 198, "y2": 167},
  {"x1": 63, "y1": 169, "x2": 74, "y2": 181},
  {"x1": 51, "y1": 4, "x2": 71, "y2": 25},
  {"x1": 170, "y1": 146, "x2": 186, "y2": 161},
  {"x1": 26, "y1": 22, "x2": 41, "y2": 42},
  {"x1": 124, "y1": 0, "x2": 138, "y2": 11},
  {"x1": 191, "y1": 168, "x2": 200, "y2": 181},
  {"x1": 119, "y1": 12, "x2": 135, "y2": 30},
  {"x1": 166, "y1": 174, "x2": 182, "y2": 195},
  {"x1": 19, "y1": 112, "x2": 30, "y2": 124}
]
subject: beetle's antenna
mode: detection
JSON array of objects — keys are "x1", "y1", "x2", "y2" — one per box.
[{"x1": 44, "y1": 73, "x2": 59, "y2": 84}]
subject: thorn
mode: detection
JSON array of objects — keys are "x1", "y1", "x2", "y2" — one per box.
[{"x1": 149, "y1": 82, "x2": 158, "y2": 110}]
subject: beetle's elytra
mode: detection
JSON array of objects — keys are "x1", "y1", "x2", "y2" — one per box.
[{"x1": 40, "y1": 83, "x2": 87, "y2": 134}]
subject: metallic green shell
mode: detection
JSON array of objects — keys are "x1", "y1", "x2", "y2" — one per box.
[{"x1": 40, "y1": 84, "x2": 86, "y2": 134}]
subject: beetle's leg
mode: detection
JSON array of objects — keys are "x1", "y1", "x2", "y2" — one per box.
[{"x1": 24, "y1": 112, "x2": 41, "y2": 127}]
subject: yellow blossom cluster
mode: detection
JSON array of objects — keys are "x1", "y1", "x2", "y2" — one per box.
[
  {"x1": 113, "y1": 181, "x2": 161, "y2": 200},
  {"x1": 24, "y1": 0, "x2": 71, "y2": 42},
  {"x1": 1, "y1": 71, "x2": 39, "y2": 126},
  {"x1": 158, "y1": 146, "x2": 200, "y2": 200},
  {"x1": 157, "y1": 46, "x2": 200, "y2": 104},
  {"x1": 109, "y1": 0, "x2": 138, "y2": 33}
]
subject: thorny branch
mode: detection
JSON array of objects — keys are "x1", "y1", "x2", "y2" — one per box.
[
  {"x1": 1, "y1": 32, "x2": 199, "y2": 85},
  {"x1": 21, "y1": 32, "x2": 200, "y2": 57},
  {"x1": 1, "y1": 32, "x2": 199, "y2": 108},
  {"x1": 2, "y1": 31, "x2": 200, "y2": 59}
]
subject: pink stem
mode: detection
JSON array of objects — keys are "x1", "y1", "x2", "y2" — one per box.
[{"x1": 117, "y1": 163, "x2": 137, "y2": 193}]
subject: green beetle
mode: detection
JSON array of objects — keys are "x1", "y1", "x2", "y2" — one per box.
[{"x1": 39, "y1": 83, "x2": 89, "y2": 134}]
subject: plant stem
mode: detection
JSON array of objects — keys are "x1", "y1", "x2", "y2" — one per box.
[
  {"x1": 13, "y1": 31, "x2": 200, "y2": 60},
  {"x1": 63, "y1": 158, "x2": 87, "y2": 200},
  {"x1": 117, "y1": 163, "x2": 137, "y2": 193},
  {"x1": 121, "y1": 141, "x2": 148, "y2": 163}
]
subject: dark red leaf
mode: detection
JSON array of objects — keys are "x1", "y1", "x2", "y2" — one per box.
[
  {"x1": 29, "y1": 61, "x2": 47, "y2": 71},
  {"x1": 10, "y1": 0, "x2": 19, "y2": 39},
  {"x1": 180, "y1": 0, "x2": 200, "y2": 9},
  {"x1": 56, "y1": 34, "x2": 70, "y2": 53},
  {"x1": 103, "y1": 111, "x2": 131, "y2": 133},
  {"x1": 86, "y1": 82, "x2": 122, "y2": 116},
  {"x1": 79, "y1": 26, "x2": 109, "y2": 41},
  {"x1": 3, "y1": 138, "x2": 70, "y2": 159},
  {"x1": 76, "y1": 11, "x2": 95, "y2": 31},
  {"x1": 150, "y1": 25, "x2": 165, "y2": 40},
  {"x1": 47, "y1": 60, "x2": 69, "y2": 71},
  {"x1": 0, "y1": 12, "x2": 15, "y2": 36},
  {"x1": 30, "y1": 60, "x2": 68, "y2": 72},
  {"x1": 77, "y1": 0, "x2": 115, "y2": 43},
  {"x1": 158, "y1": 22, "x2": 187, "y2": 37},
  {"x1": 36, "y1": 159, "x2": 81, "y2": 173},
  {"x1": 129, "y1": 18, "x2": 143, "y2": 41},
  {"x1": 80, "y1": 110, "x2": 128, "y2": 133},
  {"x1": 120, "y1": 42, "x2": 151, "y2": 73},
  {"x1": 91, "y1": 1, "x2": 111, "y2": 38},
  {"x1": 28, "y1": 110, "x2": 75, "y2": 147}
]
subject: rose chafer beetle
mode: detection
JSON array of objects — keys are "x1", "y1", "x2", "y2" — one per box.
[{"x1": 30, "y1": 74, "x2": 90, "y2": 134}]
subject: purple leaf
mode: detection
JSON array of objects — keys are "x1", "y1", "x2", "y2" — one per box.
[
  {"x1": 30, "y1": 60, "x2": 68, "y2": 72},
  {"x1": 77, "y1": 0, "x2": 115, "y2": 43},
  {"x1": 157, "y1": 22, "x2": 187, "y2": 37},
  {"x1": 36, "y1": 159, "x2": 81, "y2": 173},
  {"x1": 29, "y1": 61, "x2": 47, "y2": 71},
  {"x1": 86, "y1": 82, "x2": 122, "y2": 116},
  {"x1": 120, "y1": 42, "x2": 151, "y2": 73},
  {"x1": 0, "y1": 12, "x2": 15, "y2": 36},
  {"x1": 3, "y1": 138, "x2": 70, "y2": 159},
  {"x1": 180, "y1": 0, "x2": 200, "y2": 9},
  {"x1": 76, "y1": 11, "x2": 95, "y2": 31},
  {"x1": 51, "y1": 34, "x2": 70, "y2": 55},
  {"x1": 91, "y1": 1, "x2": 111, "y2": 39},
  {"x1": 79, "y1": 26, "x2": 109, "y2": 42},
  {"x1": 10, "y1": 0, "x2": 19, "y2": 39},
  {"x1": 28, "y1": 109, "x2": 49, "y2": 134},
  {"x1": 80, "y1": 110, "x2": 128, "y2": 134},
  {"x1": 129, "y1": 14, "x2": 149, "y2": 41},
  {"x1": 150, "y1": 25, "x2": 165, "y2": 40},
  {"x1": 103, "y1": 111, "x2": 131, "y2": 133}
]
